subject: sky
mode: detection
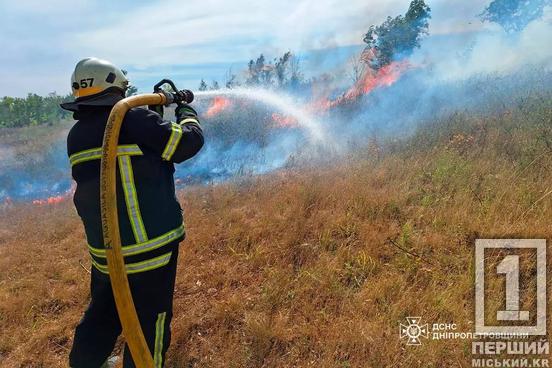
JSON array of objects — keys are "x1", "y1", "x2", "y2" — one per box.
[{"x1": 0, "y1": 0, "x2": 504, "y2": 97}]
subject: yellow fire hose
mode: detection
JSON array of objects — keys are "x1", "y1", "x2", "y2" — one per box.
[{"x1": 99, "y1": 93, "x2": 168, "y2": 368}]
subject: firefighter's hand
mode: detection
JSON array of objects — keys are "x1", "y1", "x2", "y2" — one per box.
[
  {"x1": 148, "y1": 104, "x2": 164, "y2": 118},
  {"x1": 175, "y1": 104, "x2": 198, "y2": 123}
]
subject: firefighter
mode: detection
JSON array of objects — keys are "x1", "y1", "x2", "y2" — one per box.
[{"x1": 61, "y1": 57, "x2": 204, "y2": 367}]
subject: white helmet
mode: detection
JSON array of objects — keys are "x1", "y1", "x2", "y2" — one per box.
[{"x1": 70, "y1": 57, "x2": 129, "y2": 98}]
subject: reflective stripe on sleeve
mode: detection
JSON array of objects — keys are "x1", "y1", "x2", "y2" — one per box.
[
  {"x1": 161, "y1": 123, "x2": 182, "y2": 161},
  {"x1": 91, "y1": 251, "x2": 173, "y2": 274},
  {"x1": 69, "y1": 144, "x2": 143, "y2": 166},
  {"x1": 89, "y1": 225, "x2": 184, "y2": 258},
  {"x1": 118, "y1": 155, "x2": 148, "y2": 243},
  {"x1": 179, "y1": 118, "x2": 200, "y2": 125}
]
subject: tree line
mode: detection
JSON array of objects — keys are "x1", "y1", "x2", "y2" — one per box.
[
  {"x1": 198, "y1": 50, "x2": 304, "y2": 91},
  {"x1": 0, "y1": 93, "x2": 72, "y2": 128}
]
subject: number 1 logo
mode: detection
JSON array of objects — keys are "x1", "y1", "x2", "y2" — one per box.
[
  {"x1": 496, "y1": 255, "x2": 530, "y2": 321},
  {"x1": 475, "y1": 239, "x2": 546, "y2": 335}
]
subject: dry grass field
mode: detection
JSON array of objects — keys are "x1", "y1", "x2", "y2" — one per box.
[{"x1": 1, "y1": 96, "x2": 551, "y2": 367}]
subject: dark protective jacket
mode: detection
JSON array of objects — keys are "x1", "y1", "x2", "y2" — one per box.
[{"x1": 66, "y1": 101, "x2": 203, "y2": 275}]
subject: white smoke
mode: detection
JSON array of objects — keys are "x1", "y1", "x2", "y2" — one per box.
[{"x1": 423, "y1": 7, "x2": 552, "y2": 81}]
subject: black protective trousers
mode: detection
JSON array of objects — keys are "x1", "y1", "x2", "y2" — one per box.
[{"x1": 69, "y1": 242, "x2": 179, "y2": 368}]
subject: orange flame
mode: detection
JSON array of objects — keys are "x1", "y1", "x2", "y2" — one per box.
[
  {"x1": 312, "y1": 60, "x2": 410, "y2": 112},
  {"x1": 31, "y1": 184, "x2": 75, "y2": 206},
  {"x1": 271, "y1": 113, "x2": 298, "y2": 128},
  {"x1": 352, "y1": 60, "x2": 409, "y2": 96},
  {"x1": 32, "y1": 195, "x2": 67, "y2": 205},
  {"x1": 205, "y1": 96, "x2": 231, "y2": 118}
]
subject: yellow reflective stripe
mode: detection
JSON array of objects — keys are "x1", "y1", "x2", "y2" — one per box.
[
  {"x1": 69, "y1": 147, "x2": 103, "y2": 166},
  {"x1": 154, "y1": 312, "x2": 167, "y2": 367},
  {"x1": 179, "y1": 118, "x2": 199, "y2": 125},
  {"x1": 89, "y1": 225, "x2": 184, "y2": 258},
  {"x1": 91, "y1": 251, "x2": 172, "y2": 274},
  {"x1": 125, "y1": 252, "x2": 172, "y2": 273},
  {"x1": 69, "y1": 144, "x2": 143, "y2": 166},
  {"x1": 161, "y1": 123, "x2": 182, "y2": 161},
  {"x1": 70, "y1": 144, "x2": 142, "y2": 166},
  {"x1": 118, "y1": 155, "x2": 148, "y2": 243}
]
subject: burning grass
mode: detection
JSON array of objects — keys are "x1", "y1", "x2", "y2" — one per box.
[
  {"x1": 205, "y1": 96, "x2": 232, "y2": 118},
  {"x1": 1, "y1": 97, "x2": 552, "y2": 367}
]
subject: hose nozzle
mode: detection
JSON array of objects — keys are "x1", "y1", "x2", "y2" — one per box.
[
  {"x1": 174, "y1": 89, "x2": 194, "y2": 104},
  {"x1": 153, "y1": 79, "x2": 194, "y2": 105}
]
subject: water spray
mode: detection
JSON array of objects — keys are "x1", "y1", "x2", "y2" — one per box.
[{"x1": 195, "y1": 88, "x2": 326, "y2": 142}]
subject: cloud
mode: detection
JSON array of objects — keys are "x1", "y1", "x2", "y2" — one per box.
[
  {"x1": 0, "y1": 0, "x2": 534, "y2": 96},
  {"x1": 70, "y1": 0, "x2": 407, "y2": 66}
]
